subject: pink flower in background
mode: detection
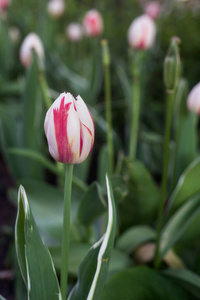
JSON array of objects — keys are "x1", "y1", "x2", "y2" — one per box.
[
  {"x1": 144, "y1": 1, "x2": 161, "y2": 20},
  {"x1": 66, "y1": 23, "x2": 83, "y2": 42},
  {"x1": 47, "y1": 0, "x2": 65, "y2": 18},
  {"x1": 128, "y1": 14, "x2": 156, "y2": 50},
  {"x1": 187, "y1": 82, "x2": 200, "y2": 115},
  {"x1": 0, "y1": 0, "x2": 10, "y2": 11},
  {"x1": 19, "y1": 33, "x2": 44, "y2": 68},
  {"x1": 44, "y1": 92, "x2": 95, "y2": 164},
  {"x1": 83, "y1": 9, "x2": 103, "y2": 37}
]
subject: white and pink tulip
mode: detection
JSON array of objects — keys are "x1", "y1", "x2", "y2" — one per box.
[
  {"x1": 0, "y1": 0, "x2": 10, "y2": 11},
  {"x1": 66, "y1": 23, "x2": 83, "y2": 42},
  {"x1": 47, "y1": 0, "x2": 65, "y2": 18},
  {"x1": 127, "y1": 14, "x2": 156, "y2": 50},
  {"x1": 44, "y1": 92, "x2": 95, "y2": 164},
  {"x1": 19, "y1": 32, "x2": 44, "y2": 68},
  {"x1": 187, "y1": 82, "x2": 200, "y2": 115},
  {"x1": 83, "y1": 9, "x2": 103, "y2": 37},
  {"x1": 144, "y1": 1, "x2": 161, "y2": 20}
]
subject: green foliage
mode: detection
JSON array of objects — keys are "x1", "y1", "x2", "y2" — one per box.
[
  {"x1": 101, "y1": 266, "x2": 193, "y2": 300},
  {"x1": 15, "y1": 186, "x2": 61, "y2": 299}
]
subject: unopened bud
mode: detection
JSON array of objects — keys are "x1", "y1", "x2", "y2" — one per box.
[
  {"x1": 101, "y1": 39, "x2": 110, "y2": 66},
  {"x1": 164, "y1": 37, "x2": 181, "y2": 92}
]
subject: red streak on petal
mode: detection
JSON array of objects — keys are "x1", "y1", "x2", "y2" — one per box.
[
  {"x1": 79, "y1": 126, "x2": 83, "y2": 156},
  {"x1": 53, "y1": 96, "x2": 73, "y2": 163}
]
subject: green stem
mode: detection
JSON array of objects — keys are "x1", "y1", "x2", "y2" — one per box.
[
  {"x1": 104, "y1": 64, "x2": 114, "y2": 174},
  {"x1": 154, "y1": 90, "x2": 174, "y2": 269},
  {"x1": 129, "y1": 59, "x2": 140, "y2": 161},
  {"x1": 38, "y1": 70, "x2": 52, "y2": 109},
  {"x1": 60, "y1": 164, "x2": 74, "y2": 300}
]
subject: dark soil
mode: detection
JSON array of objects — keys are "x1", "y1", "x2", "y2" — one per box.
[{"x1": 0, "y1": 155, "x2": 16, "y2": 300}]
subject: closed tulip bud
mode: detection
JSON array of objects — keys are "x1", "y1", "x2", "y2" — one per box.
[
  {"x1": 47, "y1": 0, "x2": 65, "y2": 18},
  {"x1": 144, "y1": 1, "x2": 161, "y2": 20},
  {"x1": 44, "y1": 92, "x2": 95, "y2": 164},
  {"x1": 187, "y1": 82, "x2": 200, "y2": 115},
  {"x1": 128, "y1": 14, "x2": 156, "y2": 50},
  {"x1": 66, "y1": 23, "x2": 83, "y2": 42},
  {"x1": 0, "y1": 0, "x2": 10, "y2": 11},
  {"x1": 83, "y1": 9, "x2": 103, "y2": 37},
  {"x1": 164, "y1": 37, "x2": 181, "y2": 91},
  {"x1": 19, "y1": 33, "x2": 44, "y2": 68}
]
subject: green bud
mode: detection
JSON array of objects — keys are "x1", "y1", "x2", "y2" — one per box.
[
  {"x1": 101, "y1": 39, "x2": 110, "y2": 66},
  {"x1": 164, "y1": 37, "x2": 181, "y2": 92}
]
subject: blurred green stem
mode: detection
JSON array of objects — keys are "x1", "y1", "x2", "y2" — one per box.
[
  {"x1": 154, "y1": 90, "x2": 174, "y2": 269},
  {"x1": 102, "y1": 40, "x2": 114, "y2": 174},
  {"x1": 129, "y1": 55, "x2": 140, "y2": 161},
  {"x1": 60, "y1": 164, "x2": 74, "y2": 300},
  {"x1": 38, "y1": 70, "x2": 52, "y2": 109}
]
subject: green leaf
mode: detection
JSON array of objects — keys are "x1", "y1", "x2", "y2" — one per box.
[
  {"x1": 50, "y1": 244, "x2": 131, "y2": 277},
  {"x1": 8, "y1": 148, "x2": 87, "y2": 192},
  {"x1": 172, "y1": 112, "x2": 197, "y2": 188},
  {"x1": 163, "y1": 268, "x2": 200, "y2": 298},
  {"x1": 168, "y1": 157, "x2": 200, "y2": 215},
  {"x1": 101, "y1": 266, "x2": 191, "y2": 300},
  {"x1": 119, "y1": 159, "x2": 159, "y2": 231},
  {"x1": 15, "y1": 186, "x2": 61, "y2": 300},
  {"x1": 160, "y1": 195, "x2": 200, "y2": 258},
  {"x1": 22, "y1": 57, "x2": 45, "y2": 179},
  {"x1": 68, "y1": 174, "x2": 117, "y2": 300},
  {"x1": 0, "y1": 107, "x2": 28, "y2": 179},
  {"x1": 116, "y1": 225, "x2": 156, "y2": 254},
  {"x1": 78, "y1": 181, "x2": 105, "y2": 226}
]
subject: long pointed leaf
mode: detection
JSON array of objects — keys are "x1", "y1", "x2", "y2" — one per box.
[
  {"x1": 15, "y1": 186, "x2": 61, "y2": 300},
  {"x1": 168, "y1": 157, "x2": 200, "y2": 215},
  {"x1": 160, "y1": 196, "x2": 200, "y2": 258},
  {"x1": 68, "y1": 174, "x2": 116, "y2": 300}
]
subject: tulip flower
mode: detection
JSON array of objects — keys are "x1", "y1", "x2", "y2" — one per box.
[
  {"x1": 187, "y1": 82, "x2": 200, "y2": 115},
  {"x1": 19, "y1": 33, "x2": 44, "y2": 68},
  {"x1": 128, "y1": 14, "x2": 156, "y2": 50},
  {"x1": 66, "y1": 23, "x2": 83, "y2": 42},
  {"x1": 144, "y1": 1, "x2": 161, "y2": 20},
  {"x1": 0, "y1": 0, "x2": 10, "y2": 11},
  {"x1": 47, "y1": 0, "x2": 65, "y2": 18},
  {"x1": 83, "y1": 9, "x2": 103, "y2": 37},
  {"x1": 44, "y1": 92, "x2": 95, "y2": 164}
]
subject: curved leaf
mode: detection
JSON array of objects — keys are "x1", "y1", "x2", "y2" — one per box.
[
  {"x1": 15, "y1": 186, "x2": 61, "y2": 300},
  {"x1": 160, "y1": 196, "x2": 200, "y2": 258},
  {"x1": 101, "y1": 266, "x2": 191, "y2": 300},
  {"x1": 168, "y1": 157, "x2": 200, "y2": 215},
  {"x1": 163, "y1": 269, "x2": 200, "y2": 298},
  {"x1": 68, "y1": 174, "x2": 117, "y2": 300},
  {"x1": 116, "y1": 225, "x2": 156, "y2": 254}
]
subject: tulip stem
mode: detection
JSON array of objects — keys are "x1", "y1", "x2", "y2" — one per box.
[
  {"x1": 129, "y1": 54, "x2": 140, "y2": 161},
  {"x1": 38, "y1": 70, "x2": 52, "y2": 109},
  {"x1": 102, "y1": 40, "x2": 114, "y2": 174},
  {"x1": 60, "y1": 163, "x2": 74, "y2": 300},
  {"x1": 154, "y1": 90, "x2": 174, "y2": 269}
]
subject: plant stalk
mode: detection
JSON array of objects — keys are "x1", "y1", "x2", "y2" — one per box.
[
  {"x1": 129, "y1": 57, "x2": 140, "y2": 161},
  {"x1": 38, "y1": 70, "x2": 52, "y2": 109},
  {"x1": 60, "y1": 164, "x2": 74, "y2": 300},
  {"x1": 154, "y1": 90, "x2": 174, "y2": 269},
  {"x1": 104, "y1": 64, "x2": 114, "y2": 174}
]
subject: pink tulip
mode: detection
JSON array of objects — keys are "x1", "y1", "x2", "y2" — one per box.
[
  {"x1": 47, "y1": 0, "x2": 65, "y2": 18},
  {"x1": 187, "y1": 82, "x2": 200, "y2": 115},
  {"x1": 66, "y1": 23, "x2": 83, "y2": 42},
  {"x1": 83, "y1": 9, "x2": 103, "y2": 37},
  {"x1": 44, "y1": 92, "x2": 95, "y2": 164},
  {"x1": 0, "y1": 0, "x2": 10, "y2": 11},
  {"x1": 128, "y1": 14, "x2": 156, "y2": 50},
  {"x1": 19, "y1": 33, "x2": 44, "y2": 68},
  {"x1": 144, "y1": 1, "x2": 161, "y2": 20}
]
